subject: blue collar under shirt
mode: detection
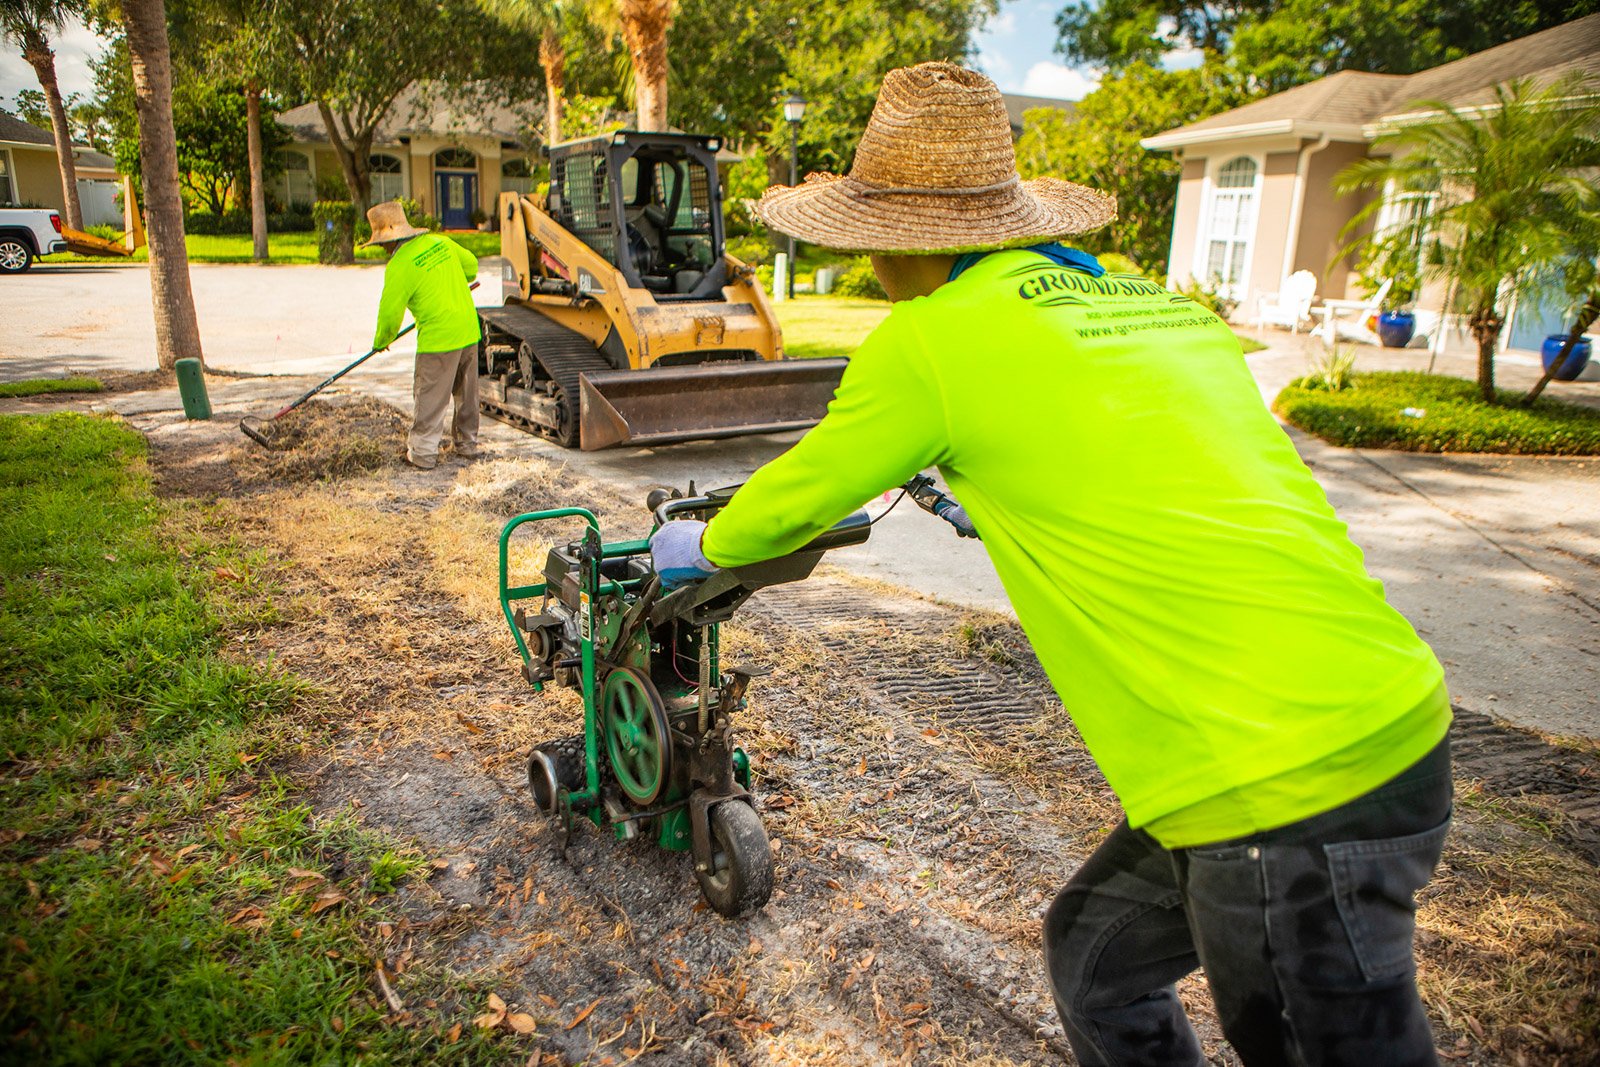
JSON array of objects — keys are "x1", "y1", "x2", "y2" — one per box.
[{"x1": 948, "y1": 243, "x2": 1105, "y2": 283}]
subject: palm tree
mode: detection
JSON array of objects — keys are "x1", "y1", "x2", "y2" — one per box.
[
  {"x1": 479, "y1": 0, "x2": 569, "y2": 144},
  {"x1": 1523, "y1": 200, "x2": 1600, "y2": 405},
  {"x1": 1337, "y1": 74, "x2": 1600, "y2": 403},
  {"x1": 1, "y1": 0, "x2": 86, "y2": 230},
  {"x1": 193, "y1": 0, "x2": 279, "y2": 260},
  {"x1": 120, "y1": 0, "x2": 205, "y2": 370},
  {"x1": 585, "y1": 0, "x2": 672, "y2": 131}
]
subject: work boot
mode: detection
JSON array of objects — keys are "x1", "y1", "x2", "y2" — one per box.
[
  {"x1": 454, "y1": 443, "x2": 479, "y2": 460},
  {"x1": 405, "y1": 453, "x2": 438, "y2": 471}
]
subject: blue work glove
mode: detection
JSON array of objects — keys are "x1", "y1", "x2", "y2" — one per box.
[
  {"x1": 934, "y1": 499, "x2": 979, "y2": 539},
  {"x1": 650, "y1": 520, "x2": 718, "y2": 589}
]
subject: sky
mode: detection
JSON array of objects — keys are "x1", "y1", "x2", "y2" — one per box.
[{"x1": 0, "y1": 2, "x2": 1194, "y2": 113}]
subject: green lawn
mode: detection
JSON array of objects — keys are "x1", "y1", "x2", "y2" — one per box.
[
  {"x1": 0, "y1": 377, "x2": 103, "y2": 398},
  {"x1": 1275, "y1": 371, "x2": 1600, "y2": 454},
  {"x1": 42, "y1": 229, "x2": 503, "y2": 267},
  {"x1": 0, "y1": 413, "x2": 501, "y2": 1063},
  {"x1": 776, "y1": 295, "x2": 890, "y2": 359},
  {"x1": 774, "y1": 294, "x2": 1273, "y2": 360}
]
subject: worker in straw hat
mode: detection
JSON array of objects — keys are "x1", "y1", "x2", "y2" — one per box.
[
  {"x1": 365, "y1": 200, "x2": 482, "y2": 470},
  {"x1": 651, "y1": 62, "x2": 1452, "y2": 1064}
]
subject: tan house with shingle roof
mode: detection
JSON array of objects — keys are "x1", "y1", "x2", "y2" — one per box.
[
  {"x1": 1142, "y1": 13, "x2": 1600, "y2": 352},
  {"x1": 0, "y1": 109, "x2": 122, "y2": 226},
  {"x1": 273, "y1": 85, "x2": 542, "y2": 230}
]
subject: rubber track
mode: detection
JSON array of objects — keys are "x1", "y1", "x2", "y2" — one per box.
[
  {"x1": 751, "y1": 581, "x2": 1600, "y2": 864},
  {"x1": 480, "y1": 307, "x2": 611, "y2": 439}
]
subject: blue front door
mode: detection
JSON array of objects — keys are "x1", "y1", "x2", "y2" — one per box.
[{"x1": 436, "y1": 172, "x2": 476, "y2": 229}]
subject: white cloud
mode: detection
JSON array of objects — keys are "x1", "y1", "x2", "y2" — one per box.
[
  {"x1": 988, "y1": 11, "x2": 1019, "y2": 34},
  {"x1": 1019, "y1": 61, "x2": 1100, "y2": 101},
  {"x1": 1, "y1": 20, "x2": 112, "y2": 106},
  {"x1": 977, "y1": 49, "x2": 1016, "y2": 80}
]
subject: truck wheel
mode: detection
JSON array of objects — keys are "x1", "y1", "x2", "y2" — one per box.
[
  {"x1": 0, "y1": 239, "x2": 33, "y2": 274},
  {"x1": 695, "y1": 800, "x2": 773, "y2": 918}
]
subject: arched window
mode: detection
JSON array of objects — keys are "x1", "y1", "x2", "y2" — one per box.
[
  {"x1": 501, "y1": 155, "x2": 534, "y2": 195},
  {"x1": 369, "y1": 153, "x2": 404, "y2": 202},
  {"x1": 434, "y1": 146, "x2": 476, "y2": 170},
  {"x1": 278, "y1": 149, "x2": 313, "y2": 207},
  {"x1": 1202, "y1": 156, "x2": 1258, "y2": 299}
]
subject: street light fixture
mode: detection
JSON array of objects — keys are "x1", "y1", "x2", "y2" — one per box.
[{"x1": 783, "y1": 90, "x2": 807, "y2": 299}]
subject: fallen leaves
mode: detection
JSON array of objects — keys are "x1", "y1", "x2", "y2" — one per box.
[
  {"x1": 567, "y1": 998, "x2": 601, "y2": 1030},
  {"x1": 474, "y1": 993, "x2": 539, "y2": 1036}
]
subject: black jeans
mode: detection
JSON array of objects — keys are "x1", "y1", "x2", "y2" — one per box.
[{"x1": 1043, "y1": 738, "x2": 1452, "y2": 1066}]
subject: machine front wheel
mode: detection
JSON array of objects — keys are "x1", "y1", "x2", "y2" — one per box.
[{"x1": 695, "y1": 800, "x2": 773, "y2": 918}]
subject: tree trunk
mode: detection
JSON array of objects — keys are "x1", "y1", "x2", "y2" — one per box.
[
  {"x1": 316, "y1": 100, "x2": 373, "y2": 209},
  {"x1": 123, "y1": 0, "x2": 204, "y2": 372},
  {"x1": 621, "y1": 0, "x2": 672, "y2": 131},
  {"x1": 540, "y1": 27, "x2": 565, "y2": 145},
  {"x1": 21, "y1": 29, "x2": 83, "y2": 231},
  {"x1": 1523, "y1": 294, "x2": 1599, "y2": 406},
  {"x1": 246, "y1": 82, "x2": 268, "y2": 260},
  {"x1": 1468, "y1": 304, "x2": 1501, "y2": 404}
]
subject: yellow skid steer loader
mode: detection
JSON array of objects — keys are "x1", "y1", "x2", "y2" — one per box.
[{"x1": 482, "y1": 130, "x2": 847, "y2": 450}]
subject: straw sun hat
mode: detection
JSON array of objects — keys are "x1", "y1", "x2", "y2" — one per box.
[
  {"x1": 754, "y1": 63, "x2": 1116, "y2": 254},
  {"x1": 362, "y1": 200, "x2": 430, "y2": 247}
]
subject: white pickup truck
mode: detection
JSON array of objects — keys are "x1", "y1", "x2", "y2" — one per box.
[{"x1": 0, "y1": 207, "x2": 67, "y2": 273}]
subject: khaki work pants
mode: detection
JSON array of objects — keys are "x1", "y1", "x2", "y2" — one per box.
[{"x1": 410, "y1": 344, "x2": 479, "y2": 464}]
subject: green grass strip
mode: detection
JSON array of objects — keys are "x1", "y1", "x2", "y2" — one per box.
[
  {"x1": 1274, "y1": 371, "x2": 1600, "y2": 455},
  {"x1": 0, "y1": 377, "x2": 104, "y2": 398},
  {"x1": 0, "y1": 413, "x2": 492, "y2": 1064}
]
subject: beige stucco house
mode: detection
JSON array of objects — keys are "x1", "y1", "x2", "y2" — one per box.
[
  {"x1": 273, "y1": 86, "x2": 540, "y2": 230},
  {"x1": 0, "y1": 109, "x2": 123, "y2": 226},
  {"x1": 1141, "y1": 13, "x2": 1599, "y2": 353}
]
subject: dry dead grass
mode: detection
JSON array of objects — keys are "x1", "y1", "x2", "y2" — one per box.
[
  {"x1": 233, "y1": 397, "x2": 408, "y2": 483},
  {"x1": 149, "y1": 402, "x2": 1600, "y2": 1066}
]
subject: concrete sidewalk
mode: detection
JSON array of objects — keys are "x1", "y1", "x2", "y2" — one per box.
[{"x1": 3, "y1": 263, "x2": 1596, "y2": 738}]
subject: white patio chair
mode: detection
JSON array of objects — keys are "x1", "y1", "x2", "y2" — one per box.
[
  {"x1": 1310, "y1": 278, "x2": 1393, "y2": 346},
  {"x1": 1253, "y1": 270, "x2": 1318, "y2": 335}
]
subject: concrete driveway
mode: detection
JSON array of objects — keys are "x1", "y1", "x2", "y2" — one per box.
[{"x1": 4, "y1": 261, "x2": 1597, "y2": 738}]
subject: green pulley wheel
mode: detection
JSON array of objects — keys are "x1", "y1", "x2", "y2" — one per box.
[{"x1": 601, "y1": 667, "x2": 673, "y2": 806}]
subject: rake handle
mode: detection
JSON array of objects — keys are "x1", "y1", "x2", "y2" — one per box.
[{"x1": 269, "y1": 320, "x2": 417, "y2": 420}]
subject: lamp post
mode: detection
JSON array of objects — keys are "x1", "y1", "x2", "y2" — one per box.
[{"x1": 783, "y1": 90, "x2": 807, "y2": 300}]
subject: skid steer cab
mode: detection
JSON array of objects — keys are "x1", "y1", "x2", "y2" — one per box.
[
  {"x1": 482, "y1": 130, "x2": 847, "y2": 451},
  {"x1": 498, "y1": 484, "x2": 871, "y2": 917}
]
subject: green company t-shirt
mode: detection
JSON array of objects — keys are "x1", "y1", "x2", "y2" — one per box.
[
  {"x1": 373, "y1": 233, "x2": 482, "y2": 354},
  {"x1": 702, "y1": 250, "x2": 1448, "y2": 847}
]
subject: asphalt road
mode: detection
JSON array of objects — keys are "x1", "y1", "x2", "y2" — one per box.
[{"x1": 4, "y1": 260, "x2": 1597, "y2": 738}]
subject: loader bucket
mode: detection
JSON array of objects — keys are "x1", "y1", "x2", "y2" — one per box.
[{"x1": 578, "y1": 358, "x2": 848, "y2": 451}]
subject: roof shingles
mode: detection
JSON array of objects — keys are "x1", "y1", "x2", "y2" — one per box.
[{"x1": 1149, "y1": 12, "x2": 1600, "y2": 145}]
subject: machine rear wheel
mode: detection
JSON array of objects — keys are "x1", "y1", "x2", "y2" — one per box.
[{"x1": 695, "y1": 800, "x2": 773, "y2": 918}]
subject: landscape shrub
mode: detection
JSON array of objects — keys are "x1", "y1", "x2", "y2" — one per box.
[
  {"x1": 1177, "y1": 277, "x2": 1237, "y2": 319},
  {"x1": 1274, "y1": 371, "x2": 1600, "y2": 454},
  {"x1": 84, "y1": 224, "x2": 121, "y2": 242},
  {"x1": 183, "y1": 210, "x2": 251, "y2": 236},
  {"x1": 312, "y1": 200, "x2": 356, "y2": 265},
  {"x1": 725, "y1": 234, "x2": 771, "y2": 265},
  {"x1": 832, "y1": 259, "x2": 888, "y2": 301},
  {"x1": 269, "y1": 207, "x2": 313, "y2": 232}
]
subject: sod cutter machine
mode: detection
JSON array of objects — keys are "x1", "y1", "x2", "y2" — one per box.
[{"x1": 497, "y1": 477, "x2": 974, "y2": 917}]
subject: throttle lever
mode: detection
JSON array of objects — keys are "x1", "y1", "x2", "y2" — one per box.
[{"x1": 904, "y1": 474, "x2": 980, "y2": 539}]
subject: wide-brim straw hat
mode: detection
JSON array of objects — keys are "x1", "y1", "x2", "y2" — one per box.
[
  {"x1": 362, "y1": 200, "x2": 429, "y2": 247},
  {"x1": 754, "y1": 63, "x2": 1116, "y2": 254}
]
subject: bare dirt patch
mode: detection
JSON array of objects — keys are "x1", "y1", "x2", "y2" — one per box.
[{"x1": 143, "y1": 404, "x2": 1600, "y2": 1066}]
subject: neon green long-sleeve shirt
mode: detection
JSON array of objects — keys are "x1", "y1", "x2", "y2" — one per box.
[
  {"x1": 702, "y1": 251, "x2": 1448, "y2": 845},
  {"x1": 373, "y1": 233, "x2": 482, "y2": 353}
]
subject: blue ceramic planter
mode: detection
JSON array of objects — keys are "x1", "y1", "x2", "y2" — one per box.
[
  {"x1": 1376, "y1": 311, "x2": 1416, "y2": 348},
  {"x1": 1541, "y1": 335, "x2": 1593, "y2": 381}
]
